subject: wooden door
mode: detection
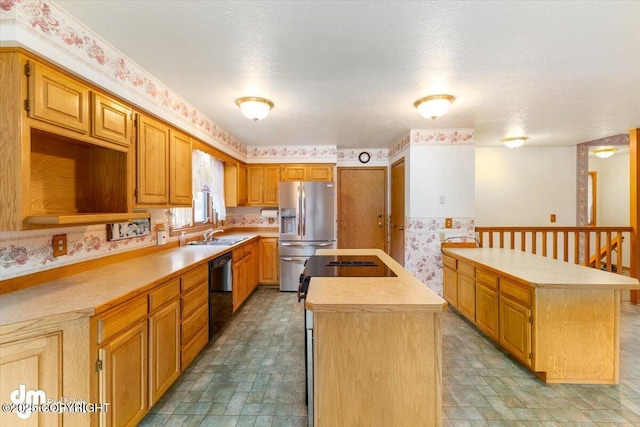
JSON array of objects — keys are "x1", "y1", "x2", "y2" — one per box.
[
  {"x1": 390, "y1": 159, "x2": 405, "y2": 264},
  {"x1": 148, "y1": 299, "x2": 180, "y2": 406},
  {"x1": 338, "y1": 167, "x2": 387, "y2": 250},
  {"x1": 169, "y1": 129, "x2": 192, "y2": 206},
  {"x1": 98, "y1": 321, "x2": 147, "y2": 427},
  {"x1": 30, "y1": 61, "x2": 90, "y2": 133},
  {"x1": 263, "y1": 166, "x2": 280, "y2": 205},
  {"x1": 443, "y1": 266, "x2": 458, "y2": 306},
  {"x1": 259, "y1": 237, "x2": 279, "y2": 284},
  {"x1": 0, "y1": 333, "x2": 61, "y2": 427},
  {"x1": 247, "y1": 166, "x2": 264, "y2": 205},
  {"x1": 92, "y1": 92, "x2": 132, "y2": 147},
  {"x1": 457, "y1": 274, "x2": 476, "y2": 321},
  {"x1": 499, "y1": 297, "x2": 532, "y2": 366},
  {"x1": 136, "y1": 114, "x2": 169, "y2": 205}
]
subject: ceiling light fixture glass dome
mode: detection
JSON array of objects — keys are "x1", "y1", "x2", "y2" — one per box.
[
  {"x1": 592, "y1": 147, "x2": 617, "y2": 159},
  {"x1": 414, "y1": 94, "x2": 455, "y2": 120},
  {"x1": 502, "y1": 136, "x2": 528, "y2": 149},
  {"x1": 236, "y1": 97, "x2": 274, "y2": 121}
]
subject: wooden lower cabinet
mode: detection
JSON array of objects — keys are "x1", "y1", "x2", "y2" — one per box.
[
  {"x1": 232, "y1": 256, "x2": 245, "y2": 312},
  {"x1": 443, "y1": 266, "x2": 458, "y2": 306},
  {"x1": 98, "y1": 321, "x2": 147, "y2": 427},
  {"x1": 457, "y1": 274, "x2": 475, "y2": 321},
  {"x1": 259, "y1": 237, "x2": 279, "y2": 284},
  {"x1": 0, "y1": 333, "x2": 62, "y2": 427},
  {"x1": 148, "y1": 299, "x2": 180, "y2": 406},
  {"x1": 180, "y1": 265, "x2": 209, "y2": 370},
  {"x1": 475, "y1": 283, "x2": 499, "y2": 341},
  {"x1": 232, "y1": 241, "x2": 260, "y2": 311},
  {"x1": 499, "y1": 296, "x2": 532, "y2": 366}
]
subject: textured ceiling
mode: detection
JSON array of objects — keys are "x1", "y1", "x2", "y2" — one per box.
[{"x1": 54, "y1": 1, "x2": 640, "y2": 149}]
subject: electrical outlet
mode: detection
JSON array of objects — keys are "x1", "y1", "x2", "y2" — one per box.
[
  {"x1": 445, "y1": 218, "x2": 453, "y2": 229},
  {"x1": 53, "y1": 234, "x2": 67, "y2": 257},
  {"x1": 550, "y1": 214, "x2": 557, "y2": 223}
]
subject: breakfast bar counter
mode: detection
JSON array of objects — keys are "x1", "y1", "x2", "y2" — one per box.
[
  {"x1": 305, "y1": 249, "x2": 447, "y2": 427},
  {"x1": 442, "y1": 247, "x2": 640, "y2": 385}
]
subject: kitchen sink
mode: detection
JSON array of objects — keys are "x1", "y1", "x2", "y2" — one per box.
[{"x1": 187, "y1": 237, "x2": 248, "y2": 246}]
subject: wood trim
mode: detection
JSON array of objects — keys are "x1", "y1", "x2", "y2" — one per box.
[
  {"x1": 630, "y1": 128, "x2": 639, "y2": 304},
  {"x1": 192, "y1": 138, "x2": 241, "y2": 165}
]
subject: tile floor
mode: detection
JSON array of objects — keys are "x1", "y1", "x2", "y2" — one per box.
[{"x1": 140, "y1": 287, "x2": 640, "y2": 427}]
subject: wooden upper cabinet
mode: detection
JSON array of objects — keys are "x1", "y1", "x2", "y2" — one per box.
[
  {"x1": 136, "y1": 114, "x2": 170, "y2": 205},
  {"x1": 247, "y1": 165, "x2": 280, "y2": 206},
  {"x1": 281, "y1": 164, "x2": 334, "y2": 182},
  {"x1": 224, "y1": 163, "x2": 247, "y2": 207},
  {"x1": 169, "y1": 129, "x2": 192, "y2": 206},
  {"x1": 28, "y1": 60, "x2": 90, "y2": 134},
  {"x1": 92, "y1": 92, "x2": 133, "y2": 147}
]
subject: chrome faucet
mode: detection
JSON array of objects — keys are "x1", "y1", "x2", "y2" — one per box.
[{"x1": 203, "y1": 228, "x2": 224, "y2": 242}]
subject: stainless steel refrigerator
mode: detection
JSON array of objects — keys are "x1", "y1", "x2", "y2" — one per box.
[{"x1": 279, "y1": 181, "x2": 336, "y2": 291}]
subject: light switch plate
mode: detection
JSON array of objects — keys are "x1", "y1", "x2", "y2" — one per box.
[
  {"x1": 445, "y1": 218, "x2": 453, "y2": 229},
  {"x1": 53, "y1": 234, "x2": 67, "y2": 257}
]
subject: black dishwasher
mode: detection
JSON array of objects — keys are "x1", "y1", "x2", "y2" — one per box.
[{"x1": 209, "y1": 253, "x2": 232, "y2": 340}]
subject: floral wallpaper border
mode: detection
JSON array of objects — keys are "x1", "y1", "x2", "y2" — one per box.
[
  {"x1": 410, "y1": 129, "x2": 475, "y2": 146},
  {"x1": 404, "y1": 217, "x2": 475, "y2": 296},
  {"x1": 246, "y1": 145, "x2": 337, "y2": 162},
  {"x1": 389, "y1": 134, "x2": 410, "y2": 158},
  {"x1": 0, "y1": 0, "x2": 247, "y2": 157}
]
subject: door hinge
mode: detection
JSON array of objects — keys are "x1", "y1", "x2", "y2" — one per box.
[
  {"x1": 24, "y1": 99, "x2": 31, "y2": 112},
  {"x1": 134, "y1": 188, "x2": 138, "y2": 198},
  {"x1": 96, "y1": 359, "x2": 103, "y2": 371},
  {"x1": 529, "y1": 352, "x2": 533, "y2": 360},
  {"x1": 25, "y1": 61, "x2": 31, "y2": 77},
  {"x1": 133, "y1": 117, "x2": 138, "y2": 128},
  {"x1": 529, "y1": 316, "x2": 533, "y2": 324}
]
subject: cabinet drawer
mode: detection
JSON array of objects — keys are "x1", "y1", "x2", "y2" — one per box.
[
  {"x1": 232, "y1": 248, "x2": 244, "y2": 262},
  {"x1": 181, "y1": 264, "x2": 208, "y2": 292},
  {"x1": 182, "y1": 281, "x2": 208, "y2": 319},
  {"x1": 182, "y1": 327, "x2": 209, "y2": 371},
  {"x1": 500, "y1": 278, "x2": 532, "y2": 307},
  {"x1": 96, "y1": 295, "x2": 147, "y2": 344},
  {"x1": 476, "y1": 269, "x2": 498, "y2": 290},
  {"x1": 149, "y1": 278, "x2": 180, "y2": 312},
  {"x1": 182, "y1": 303, "x2": 208, "y2": 345},
  {"x1": 243, "y1": 243, "x2": 254, "y2": 257},
  {"x1": 443, "y1": 255, "x2": 456, "y2": 270},
  {"x1": 458, "y1": 261, "x2": 475, "y2": 278}
]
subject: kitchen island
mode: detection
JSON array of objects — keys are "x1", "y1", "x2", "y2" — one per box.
[
  {"x1": 306, "y1": 249, "x2": 447, "y2": 427},
  {"x1": 442, "y1": 247, "x2": 640, "y2": 385}
]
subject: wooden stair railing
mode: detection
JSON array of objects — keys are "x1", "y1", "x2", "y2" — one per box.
[{"x1": 475, "y1": 226, "x2": 632, "y2": 275}]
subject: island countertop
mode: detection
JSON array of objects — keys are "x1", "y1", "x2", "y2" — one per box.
[
  {"x1": 305, "y1": 249, "x2": 447, "y2": 313},
  {"x1": 442, "y1": 247, "x2": 640, "y2": 290}
]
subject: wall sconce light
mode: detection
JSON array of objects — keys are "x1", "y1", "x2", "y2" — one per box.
[
  {"x1": 502, "y1": 136, "x2": 528, "y2": 149},
  {"x1": 414, "y1": 94, "x2": 455, "y2": 120},
  {"x1": 236, "y1": 97, "x2": 274, "y2": 121},
  {"x1": 592, "y1": 147, "x2": 617, "y2": 159}
]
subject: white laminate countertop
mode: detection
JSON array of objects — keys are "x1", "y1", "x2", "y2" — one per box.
[
  {"x1": 305, "y1": 249, "x2": 447, "y2": 313},
  {"x1": 443, "y1": 248, "x2": 640, "y2": 290},
  {"x1": 0, "y1": 231, "x2": 278, "y2": 327}
]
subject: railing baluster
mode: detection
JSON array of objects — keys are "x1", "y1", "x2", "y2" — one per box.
[
  {"x1": 605, "y1": 232, "x2": 612, "y2": 272},
  {"x1": 488, "y1": 232, "x2": 494, "y2": 248},
  {"x1": 574, "y1": 231, "x2": 580, "y2": 265},
  {"x1": 478, "y1": 231, "x2": 484, "y2": 248},
  {"x1": 584, "y1": 232, "x2": 590, "y2": 267},
  {"x1": 532, "y1": 231, "x2": 537, "y2": 254},
  {"x1": 553, "y1": 231, "x2": 558, "y2": 260},
  {"x1": 595, "y1": 232, "x2": 602, "y2": 269},
  {"x1": 616, "y1": 231, "x2": 623, "y2": 274},
  {"x1": 563, "y1": 232, "x2": 569, "y2": 262},
  {"x1": 542, "y1": 232, "x2": 547, "y2": 257},
  {"x1": 500, "y1": 232, "x2": 505, "y2": 249},
  {"x1": 521, "y1": 231, "x2": 526, "y2": 252}
]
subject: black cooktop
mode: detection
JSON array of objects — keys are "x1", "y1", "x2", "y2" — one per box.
[{"x1": 302, "y1": 255, "x2": 397, "y2": 278}]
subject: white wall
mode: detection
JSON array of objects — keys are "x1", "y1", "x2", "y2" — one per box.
[
  {"x1": 409, "y1": 145, "x2": 475, "y2": 218},
  {"x1": 475, "y1": 146, "x2": 577, "y2": 226}
]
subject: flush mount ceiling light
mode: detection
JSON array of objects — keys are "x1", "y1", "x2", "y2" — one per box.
[
  {"x1": 235, "y1": 97, "x2": 274, "y2": 121},
  {"x1": 502, "y1": 136, "x2": 528, "y2": 149},
  {"x1": 592, "y1": 147, "x2": 617, "y2": 159},
  {"x1": 414, "y1": 94, "x2": 455, "y2": 120}
]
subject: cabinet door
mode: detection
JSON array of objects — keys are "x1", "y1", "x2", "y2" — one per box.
[
  {"x1": 98, "y1": 321, "x2": 147, "y2": 427},
  {"x1": 245, "y1": 249, "x2": 256, "y2": 295},
  {"x1": 457, "y1": 274, "x2": 476, "y2": 321},
  {"x1": 232, "y1": 258, "x2": 245, "y2": 312},
  {"x1": 263, "y1": 166, "x2": 280, "y2": 206},
  {"x1": 238, "y1": 164, "x2": 248, "y2": 206},
  {"x1": 92, "y1": 92, "x2": 133, "y2": 147},
  {"x1": 259, "y1": 238, "x2": 279, "y2": 284},
  {"x1": 0, "y1": 333, "x2": 61, "y2": 427},
  {"x1": 499, "y1": 297, "x2": 532, "y2": 366},
  {"x1": 476, "y1": 284, "x2": 499, "y2": 341},
  {"x1": 29, "y1": 61, "x2": 90, "y2": 133},
  {"x1": 136, "y1": 114, "x2": 169, "y2": 205},
  {"x1": 307, "y1": 164, "x2": 333, "y2": 181},
  {"x1": 148, "y1": 299, "x2": 180, "y2": 406},
  {"x1": 282, "y1": 165, "x2": 306, "y2": 181},
  {"x1": 247, "y1": 166, "x2": 264, "y2": 205},
  {"x1": 443, "y1": 266, "x2": 458, "y2": 306},
  {"x1": 169, "y1": 129, "x2": 192, "y2": 206}
]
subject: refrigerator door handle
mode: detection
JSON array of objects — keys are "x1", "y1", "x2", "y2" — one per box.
[
  {"x1": 302, "y1": 185, "x2": 306, "y2": 237},
  {"x1": 281, "y1": 257, "x2": 308, "y2": 262},
  {"x1": 280, "y1": 242, "x2": 334, "y2": 247},
  {"x1": 297, "y1": 184, "x2": 302, "y2": 236}
]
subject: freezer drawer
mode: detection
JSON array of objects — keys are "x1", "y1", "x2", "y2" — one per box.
[{"x1": 280, "y1": 255, "x2": 308, "y2": 292}]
